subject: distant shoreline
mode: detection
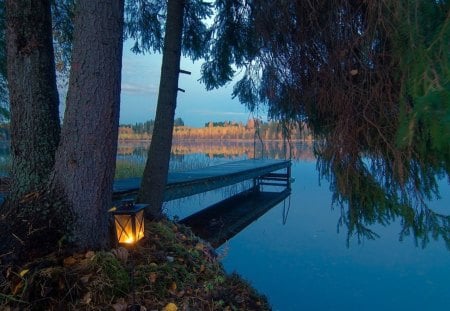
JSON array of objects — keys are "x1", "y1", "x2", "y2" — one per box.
[{"x1": 118, "y1": 138, "x2": 314, "y2": 142}]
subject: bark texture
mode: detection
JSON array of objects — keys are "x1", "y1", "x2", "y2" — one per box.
[
  {"x1": 51, "y1": 0, "x2": 124, "y2": 250},
  {"x1": 137, "y1": 0, "x2": 185, "y2": 217},
  {"x1": 5, "y1": 0, "x2": 60, "y2": 201}
]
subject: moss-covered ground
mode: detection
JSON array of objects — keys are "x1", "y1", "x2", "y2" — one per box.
[{"x1": 0, "y1": 219, "x2": 271, "y2": 310}]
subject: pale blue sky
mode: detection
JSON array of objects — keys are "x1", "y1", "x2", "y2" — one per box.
[{"x1": 120, "y1": 41, "x2": 252, "y2": 127}]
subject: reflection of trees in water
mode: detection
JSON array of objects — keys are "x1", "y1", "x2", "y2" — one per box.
[
  {"x1": 116, "y1": 141, "x2": 450, "y2": 249},
  {"x1": 117, "y1": 140, "x2": 316, "y2": 161},
  {"x1": 317, "y1": 150, "x2": 450, "y2": 249},
  {"x1": 115, "y1": 140, "x2": 316, "y2": 179},
  {"x1": 117, "y1": 144, "x2": 148, "y2": 157}
]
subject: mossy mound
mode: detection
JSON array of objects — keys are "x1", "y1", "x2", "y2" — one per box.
[{"x1": 0, "y1": 219, "x2": 271, "y2": 310}]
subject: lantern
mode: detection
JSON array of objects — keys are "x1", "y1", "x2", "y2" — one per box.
[{"x1": 111, "y1": 200, "x2": 147, "y2": 245}]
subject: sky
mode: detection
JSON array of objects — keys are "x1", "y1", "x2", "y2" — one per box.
[{"x1": 120, "y1": 40, "x2": 254, "y2": 127}]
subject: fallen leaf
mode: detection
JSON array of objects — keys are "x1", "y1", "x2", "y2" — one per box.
[
  {"x1": 234, "y1": 295, "x2": 244, "y2": 303},
  {"x1": 111, "y1": 298, "x2": 127, "y2": 311},
  {"x1": 177, "y1": 233, "x2": 187, "y2": 241},
  {"x1": 40, "y1": 286, "x2": 52, "y2": 297},
  {"x1": 63, "y1": 256, "x2": 77, "y2": 267},
  {"x1": 80, "y1": 274, "x2": 91, "y2": 284},
  {"x1": 6, "y1": 266, "x2": 12, "y2": 278},
  {"x1": 19, "y1": 269, "x2": 29, "y2": 277},
  {"x1": 82, "y1": 292, "x2": 92, "y2": 305},
  {"x1": 170, "y1": 282, "x2": 177, "y2": 291},
  {"x1": 148, "y1": 272, "x2": 157, "y2": 283},
  {"x1": 350, "y1": 69, "x2": 358, "y2": 76},
  {"x1": 199, "y1": 264, "x2": 205, "y2": 273},
  {"x1": 85, "y1": 251, "x2": 95, "y2": 259},
  {"x1": 12, "y1": 281, "x2": 24, "y2": 295},
  {"x1": 77, "y1": 258, "x2": 90, "y2": 269},
  {"x1": 58, "y1": 276, "x2": 65, "y2": 290},
  {"x1": 162, "y1": 302, "x2": 178, "y2": 311},
  {"x1": 195, "y1": 242, "x2": 204, "y2": 251}
]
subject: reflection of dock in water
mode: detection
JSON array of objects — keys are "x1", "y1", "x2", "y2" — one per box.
[{"x1": 180, "y1": 187, "x2": 291, "y2": 248}]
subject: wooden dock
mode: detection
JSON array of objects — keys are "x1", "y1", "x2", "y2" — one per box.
[{"x1": 113, "y1": 159, "x2": 291, "y2": 202}]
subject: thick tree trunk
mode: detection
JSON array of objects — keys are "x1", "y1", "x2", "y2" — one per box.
[
  {"x1": 1, "y1": 1, "x2": 7, "y2": 106},
  {"x1": 137, "y1": 0, "x2": 185, "y2": 217},
  {"x1": 51, "y1": 0, "x2": 124, "y2": 250},
  {"x1": 5, "y1": 0, "x2": 60, "y2": 201}
]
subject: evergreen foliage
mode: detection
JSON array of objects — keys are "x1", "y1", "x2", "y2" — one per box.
[
  {"x1": 132, "y1": 119, "x2": 155, "y2": 135},
  {"x1": 125, "y1": 0, "x2": 212, "y2": 59},
  {"x1": 125, "y1": 0, "x2": 165, "y2": 54},
  {"x1": 0, "y1": 0, "x2": 5, "y2": 79},
  {"x1": 200, "y1": 0, "x2": 450, "y2": 240},
  {"x1": 0, "y1": 0, "x2": 8, "y2": 120},
  {"x1": 200, "y1": 0, "x2": 258, "y2": 90},
  {"x1": 201, "y1": 0, "x2": 449, "y2": 168},
  {"x1": 122, "y1": 117, "x2": 184, "y2": 135},
  {"x1": 393, "y1": 1, "x2": 450, "y2": 171},
  {"x1": 51, "y1": 0, "x2": 75, "y2": 77}
]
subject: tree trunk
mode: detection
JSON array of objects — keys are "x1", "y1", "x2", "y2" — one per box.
[
  {"x1": 137, "y1": 0, "x2": 185, "y2": 217},
  {"x1": 5, "y1": 0, "x2": 60, "y2": 201},
  {"x1": 1, "y1": 1, "x2": 8, "y2": 106},
  {"x1": 51, "y1": 0, "x2": 124, "y2": 250}
]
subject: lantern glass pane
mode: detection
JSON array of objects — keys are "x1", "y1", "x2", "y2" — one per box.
[
  {"x1": 114, "y1": 214, "x2": 135, "y2": 244},
  {"x1": 135, "y1": 210, "x2": 145, "y2": 242}
]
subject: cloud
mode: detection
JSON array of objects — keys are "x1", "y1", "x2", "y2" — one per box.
[{"x1": 121, "y1": 83, "x2": 158, "y2": 95}]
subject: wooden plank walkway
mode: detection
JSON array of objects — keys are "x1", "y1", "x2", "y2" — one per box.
[
  {"x1": 180, "y1": 188, "x2": 291, "y2": 248},
  {"x1": 113, "y1": 159, "x2": 291, "y2": 202}
]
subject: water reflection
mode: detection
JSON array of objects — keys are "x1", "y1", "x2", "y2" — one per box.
[
  {"x1": 117, "y1": 140, "x2": 449, "y2": 249},
  {"x1": 282, "y1": 195, "x2": 292, "y2": 225},
  {"x1": 117, "y1": 140, "x2": 449, "y2": 310},
  {"x1": 180, "y1": 186, "x2": 291, "y2": 248},
  {"x1": 118, "y1": 140, "x2": 315, "y2": 161},
  {"x1": 316, "y1": 148, "x2": 450, "y2": 249}
]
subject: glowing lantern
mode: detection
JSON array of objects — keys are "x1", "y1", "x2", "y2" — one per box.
[{"x1": 111, "y1": 200, "x2": 147, "y2": 245}]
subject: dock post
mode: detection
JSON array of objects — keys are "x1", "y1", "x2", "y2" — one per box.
[
  {"x1": 287, "y1": 162, "x2": 292, "y2": 190},
  {"x1": 253, "y1": 177, "x2": 260, "y2": 192}
]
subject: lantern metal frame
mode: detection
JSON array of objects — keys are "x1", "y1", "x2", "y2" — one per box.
[{"x1": 110, "y1": 200, "x2": 147, "y2": 245}]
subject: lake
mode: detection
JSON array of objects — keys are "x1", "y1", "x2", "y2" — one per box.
[{"x1": 117, "y1": 140, "x2": 450, "y2": 311}]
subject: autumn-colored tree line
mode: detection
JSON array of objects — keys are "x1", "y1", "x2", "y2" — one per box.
[
  {"x1": 119, "y1": 119, "x2": 313, "y2": 141},
  {"x1": 118, "y1": 140, "x2": 316, "y2": 162}
]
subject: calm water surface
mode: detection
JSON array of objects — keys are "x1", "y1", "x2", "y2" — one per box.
[
  {"x1": 216, "y1": 162, "x2": 450, "y2": 311},
  {"x1": 121, "y1": 141, "x2": 450, "y2": 311}
]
